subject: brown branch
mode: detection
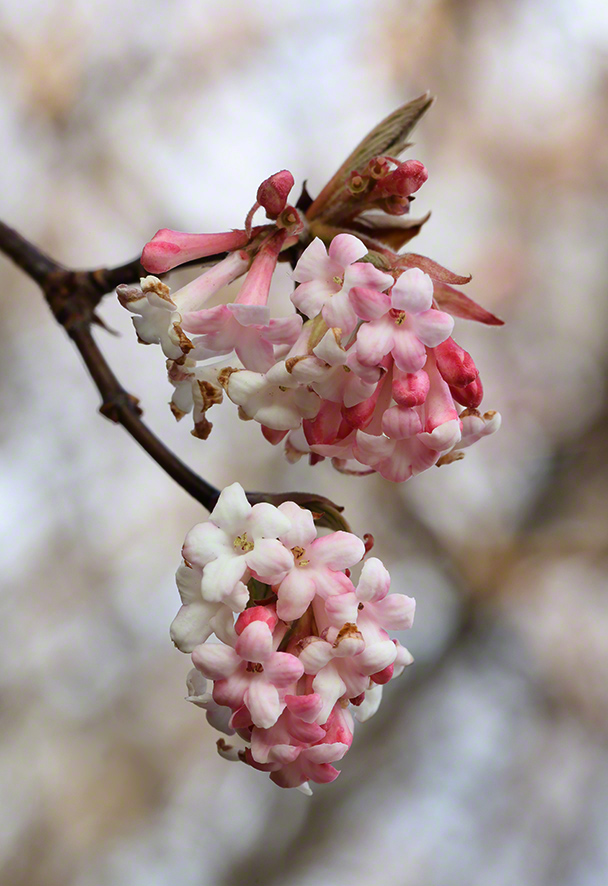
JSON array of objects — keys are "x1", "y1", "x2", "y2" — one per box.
[
  {"x1": 0, "y1": 219, "x2": 349, "y2": 523},
  {"x1": 0, "y1": 220, "x2": 61, "y2": 283},
  {"x1": 0, "y1": 219, "x2": 220, "y2": 511}
]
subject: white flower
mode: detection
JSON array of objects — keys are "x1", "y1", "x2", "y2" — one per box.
[{"x1": 182, "y1": 483, "x2": 293, "y2": 611}]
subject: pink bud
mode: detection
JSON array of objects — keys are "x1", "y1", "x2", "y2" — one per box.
[
  {"x1": 370, "y1": 664, "x2": 394, "y2": 684},
  {"x1": 373, "y1": 160, "x2": 428, "y2": 198},
  {"x1": 235, "y1": 605, "x2": 278, "y2": 636},
  {"x1": 257, "y1": 170, "x2": 295, "y2": 218},
  {"x1": 434, "y1": 337, "x2": 479, "y2": 387},
  {"x1": 449, "y1": 375, "x2": 484, "y2": 408},
  {"x1": 141, "y1": 228, "x2": 252, "y2": 274},
  {"x1": 392, "y1": 368, "x2": 430, "y2": 407}
]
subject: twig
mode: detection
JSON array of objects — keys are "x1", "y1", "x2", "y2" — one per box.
[
  {"x1": 0, "y1": 219, "x2": 220, "y2": 510},
  {"x1": 0, "y1": 219, "x2": 349, "y2": 524}
]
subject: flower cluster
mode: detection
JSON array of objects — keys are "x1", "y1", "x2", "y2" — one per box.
[
  {"x1": 173, "y1": 483, "x2": 415, "y2": 793},
  {"x1": 118, "y1": 100, "x2": 502, "y2": 479}
]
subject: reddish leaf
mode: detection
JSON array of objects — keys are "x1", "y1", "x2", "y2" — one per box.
[{"x1": 433, "y1": 281, "x2": 504, "y2": 326}]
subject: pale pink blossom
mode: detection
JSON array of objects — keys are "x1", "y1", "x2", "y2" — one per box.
[
  {"x1": 192, "y1": 607, "x2": 304, "y2": 729},
  {"x1": 292, "y1": 234, "x2": 393, "y2": 335},
  {"x1": 179, "y1": 231, "x2": 302, "y2": 372},
  {"x1": 289, "y1": 329, "x2": 381, "y2": 408},
  {"x1": 355, "y1": 268, "x2": 454, "y2": 372},
  {"x1": 273, "y1": 501, "x2": 365, "y2": 621},
  {"x1": 246, "y1": 704, "x2": 354, "y2": 790}
]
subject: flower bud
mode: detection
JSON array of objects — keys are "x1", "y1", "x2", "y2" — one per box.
[
  {"x1": 434, "y1": 337, "x2": 479, "y2": 387},
  {"x1": 257, "y1": 169, "x2": 295, "y2": 218}
]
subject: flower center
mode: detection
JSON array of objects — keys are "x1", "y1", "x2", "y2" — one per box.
[
  {"x1": 291, "y1": 545, "x2": 310, "y2": 567},
  {"x1": 246, "y1": 662, "x2": 264, "y2": 673},
  {"x1": 392, "y1": 310, "x2": 406, "y2": 325},
  {"x1": 332, "y1": 275, "x2": 344, "y2": 286},
  {"x1": 234, "y1": 532, "x2": 254, "y2": 553}
]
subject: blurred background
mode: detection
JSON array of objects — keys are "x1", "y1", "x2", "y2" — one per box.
[{"x1": 1, "y1": 0, "x2": 608, "y2": 883}]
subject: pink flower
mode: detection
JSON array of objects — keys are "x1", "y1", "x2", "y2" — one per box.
[
  {"x1": 355, "y1": 268, "x2": 454, "y2": 372},
  {"x1": 192, "y1": 606, "x2": 304, "y2": 729},
  {"x1": 292, "y1": 234, "x2": 393, "y2": 335},
  {"x1": 180, "y1": 230, "x2": 302, "y2": 372},
  {"x1": 273, "y1": 501, "x2": 365, "y2": 621},
  {"x1": 247, "y1": 704, "x2": 354, "y2": 790}
]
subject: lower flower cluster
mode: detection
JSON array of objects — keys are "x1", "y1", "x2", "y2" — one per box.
[{"x1": 173, "y1": 483, "x2": 415, "y2": 793}]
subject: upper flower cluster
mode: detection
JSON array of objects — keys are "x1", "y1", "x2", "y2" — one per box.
[
  {"x1": 118, "y1": 97, "x2": 502, "y2": 479},
  {"x1": 174, "y1": 482, "x2": 415, "y2": 793}
]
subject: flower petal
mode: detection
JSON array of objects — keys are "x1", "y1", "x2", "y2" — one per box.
[
  {"x1": 276, "y1": 569, "x2": 317, "y2": 621},
  {"x1": 392, "y1": 327, "x2": 427, "y2": 373},
  {"x1": 170, "y1": 600, "x2": 221, "y2": 653},
  {"x1": 248, "y1": 502, "x2": 292, "y2": 539},
  {"x1": 192, "y1": 643, "x2": 241, "y2": 680},
  {"x1": 201, "y1": 555, "x2": 248, "y2": 603},
  {"x1": 355, "y1": 317, "x2": 394, "y2": 366},
  {"x1": 245, "y1": 680, "x2": 282, "y2": 729},
  {"x1": 299, "y1": 639, "x2": 334, "y2": 674},
  {"x1": 322, "y1": 290, "x2": 358, "y2": 336},
  {"x1": 277, "y1": 501, "x2": 317, "y2": 549},
  {"x1": 227, "y1": 303, "x2": 271, "y2": 327},
  {"x1": 412, "y1": 308, "x2": 454, "y2": 348},
  {"x1": 309, "y1": 532, "x2": 365, "y2": 570},
  {"x1": 182, "y1": 522, "x2": 231, "y2": 568},
  {"x1": 381, "y1": 405, "x2": 423, "y2": 439},
  {"x1": 356, "y1": 557, "x2": 391, "y2": 602},
  {"x1": 292, "y1": 237, "x2": 332, "y2": 283},
  {"x1": 235, "y1": 620, "x2": 274, "y2": 662},
  {"x1": 354, "y1": 640, "x2": 397, "y2": 676},
  {"x1": 324, "y1": 592, "x2": 359, "y2": 626},
  {"x1": 246, "y1": 538, "x2": 293, "y2": 582},
  {"x1": 373, "y1": 594, "x2": 416, "y2": 630},
  {"x1": 209, "y1": 482, "x2": 251, "y2": 534},
  {"x1": 390, "y1": 268, "x2": 434, "y2": 313},
  {"x1": 328, "y1": 233, "x2": 368, "y2": 267},
  {"x1": 291, "y1": 279, "x2": 337, "y2": 318},
  {"x1": 349, "y1": 286, "x2": 391, "y2": 321},
  {"x1": 264, "y1": 652, "x2": 305, "y2": 687}
]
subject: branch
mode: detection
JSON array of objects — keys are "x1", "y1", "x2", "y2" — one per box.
[
  {"x1": 0, "y1": 219, "x2": 349, "y2": 525},
  {"x1": 0, "y1": 219, "x2": 220, "y2": 511},
  {"x1": 0, "y1": 220, "x2": 61, "y2": 283}
]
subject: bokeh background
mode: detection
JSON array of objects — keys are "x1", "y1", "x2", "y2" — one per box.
[{"x1": 2, "y1": 0, "x2": 608, "y2": 884}]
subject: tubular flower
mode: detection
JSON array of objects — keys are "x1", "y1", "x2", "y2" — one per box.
[
  {"x1": 118, "y1": 96, "x2": 502, "y2": 480},
  {"x1": 174, "y1": 483, "x2": 415, "y2": 793}
]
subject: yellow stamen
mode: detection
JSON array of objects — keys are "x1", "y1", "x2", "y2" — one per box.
[{"x1": 233, "y1": 532, "x2": 254, "y2": 553}]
